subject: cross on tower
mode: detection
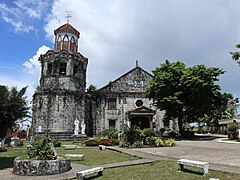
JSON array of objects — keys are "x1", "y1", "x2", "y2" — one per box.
[{"x1": 65, "y1": 11, "x2": 72, "y2": 23}]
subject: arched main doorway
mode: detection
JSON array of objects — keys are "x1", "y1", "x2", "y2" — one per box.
[{"x1": 130, "y1": 116, "x2": 150, "y2": 130}]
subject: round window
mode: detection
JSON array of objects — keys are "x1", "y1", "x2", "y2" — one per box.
[{"x1": 135, "y1": 100, "x2": 143, "y2": 107}]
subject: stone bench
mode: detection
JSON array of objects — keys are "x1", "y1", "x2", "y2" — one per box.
[
  {"x1": 177, "y1": 159, "x2": 209, "y2": 176},
  {"x1": 64, "y1": 154, "x2": 85, "y2": 160},
  {"x1": 63, "y1": 145, "x2": 77, "y2": 150},
  {"x1": 77, "y1": 167, "x2": 104, "y2": 180}
]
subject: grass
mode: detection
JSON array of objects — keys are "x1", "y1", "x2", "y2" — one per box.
[
  {"x1": 81, "y1": 160, "x2": 240, "y2": 180},
  {"x1": 221, "y1": 138, "x2": 240, "y2": 142},
  {"x1": 0, "y1": 148, "x2": 27, "y2": 170},
  {"x1": 0, "y1": 145, "x2": 139, "y2": 169},
  {"x1": 57, "y1": 147, "x2": 140, "y2": 166}
]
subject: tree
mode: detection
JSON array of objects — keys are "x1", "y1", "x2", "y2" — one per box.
[
  {"x1": 0, "y1": 85, "x2": 30, "y2": 138},
  {"x1": 230, "y1": 43, "x2": 240, "y2": 65},
  {"x1": 146, "y1": 60, "x2": 228, "y2": 132}
]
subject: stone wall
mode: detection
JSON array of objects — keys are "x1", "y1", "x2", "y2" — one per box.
[
  {"x1": 13, "y1": 157, "x2": 71, "y2": 176},
  {"x1": 32, "y1": 91, "x2": 84, "y2": 137}
]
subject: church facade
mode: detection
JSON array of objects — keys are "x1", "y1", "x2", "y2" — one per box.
[{"x1": 32, "y1": 23, "x2": 171, "y2": 139}]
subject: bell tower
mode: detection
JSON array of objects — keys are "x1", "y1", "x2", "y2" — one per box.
[{"x1": 32, "y1": 22, "x2": 88, "y2": 139}]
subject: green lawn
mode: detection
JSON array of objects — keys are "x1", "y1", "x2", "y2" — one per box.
[
  {"x1": 83, "y1": 160, "x2": 240, "y2": 180},
  {"x1": 57, "y1": 147, "x2": 140, "y2": 166},
  {"x1": 0, "y1": 146, "x2": 139, "y2": 169}
]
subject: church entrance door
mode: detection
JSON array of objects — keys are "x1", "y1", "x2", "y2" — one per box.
[{"x1": 130, "y1": 116, "x2": 150, "y2": 130}]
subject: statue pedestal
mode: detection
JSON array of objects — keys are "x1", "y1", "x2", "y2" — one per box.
[{"x1": 71, "y1": 134, "x2": 87, "y2": 143}]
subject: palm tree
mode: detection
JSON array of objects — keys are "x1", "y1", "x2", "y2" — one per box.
[{"x1": 0, "y1": 85, "x2": 31, "y2": 140}]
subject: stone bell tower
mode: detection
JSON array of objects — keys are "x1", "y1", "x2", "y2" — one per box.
[{"x1": 32, "y1": 23, "x2": 88, "y2": 139}]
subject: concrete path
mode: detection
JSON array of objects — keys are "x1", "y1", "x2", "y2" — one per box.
[{"x1": 110, "y1": 137, "x2": 240, "y2": 174}]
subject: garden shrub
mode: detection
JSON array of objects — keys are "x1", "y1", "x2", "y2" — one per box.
[
  {"x1": 155, "y1": 138, "x2": 165, "y2": 147},
  {"x1": 119, "y1": 140, "x2": 130, "y2": 148},
  {"x1": 100, "y1": 138, "x2": 112, "y2": 146},
  {"x1": 164, "y1": 138, "x2": 176, "y2": 147},
  {"x1": 27, "y1": 133, "x2": 56, "y2": 160},
  {"x1": 146, "y1": 136, "x2": 156, "y2": 146},
  {"x1": 227, "y1": 124, "x2": 238, "y2": 140},
  {"x1": 228, "y1": 124, "x2": 238, "y2": 132},
  {"x1": 111, "y1": 139, "x2": 120, "y2": 146},
  {"x1": 84, "y1": 138, "x2": 100, "y2": 146},
  {"x1": 17, "y1": 139, "x2": 24, "y2": 146},
  {"x1": 102, "y1": 128, "x2": 118, "y2": 139},
  {"x1": 52, "y1": 140, "x2": 61, "y2": 147},
  {"x1": 122, "y1": 125, "x2": 142, "y2": 145},
  {"x1": 133, "y1": 140, "x2": 143, "y2": 148},
  {"x1": 143, "y1": 128, "x2": 155, "y2": 138}
]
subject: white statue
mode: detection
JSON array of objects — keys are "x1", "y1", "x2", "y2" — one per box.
[
  {"x1": 74, "y1": 118, "x2": 79, "y2": 135},
  {"x1": 81, "y1": 121, "x2": 86, "y2": 135}
]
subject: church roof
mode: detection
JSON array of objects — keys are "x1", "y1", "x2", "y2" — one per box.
[
  {"x1": 128, "y1": 106, "x2": 156, "y2": 116},
  {"x1": 54, "y1": 23, "x2": 80, "y2": 38},
  {"x1": 99, "y1": 65, "x2": 153, "y2": 92}
]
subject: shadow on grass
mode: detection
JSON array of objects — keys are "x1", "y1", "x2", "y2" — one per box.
[
  {"x1": 0, "y1": 156, "x2": 15, "y2": 170},
  {"x1": 180, "y1": 168, "x2": 204, "y2": 176},
  {"x1": 83, "y1": 173, "x2": 103, "y2": 179}
]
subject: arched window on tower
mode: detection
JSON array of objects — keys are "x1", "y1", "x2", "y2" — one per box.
[
  {"x1": 47, "y1": 63, "x2": 53, "y2": 75},
  {"x1": 57, "y1": 35, "x2": 62, "y2": 50},
  {"x1": 62, "y1": 35, "x2": 69, "y2": 50},
  {"x1": 70, "y1": 37, "x2": 75, "y2": 52},
  {"x1": 59, "y1": 62, "x2": 67, "y2": 75}
]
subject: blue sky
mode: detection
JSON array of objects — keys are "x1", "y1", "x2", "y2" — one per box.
[{"x1": 0, "y1": 0, "x2": 240, "y2": 101}]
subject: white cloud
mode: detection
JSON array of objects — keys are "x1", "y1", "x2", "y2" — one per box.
[
  {"x1": 0, "y1": 45, "x2": 50, "y2": 100},
  {"x1": 23, "y1": 45, "x2": 50, "y2": 75},
  {"x1": 43, "y1": 1, "x2": 240, "y2": 97},
  {"x1": 0, "y1": 0, "x2": 50, "y2": 33}
]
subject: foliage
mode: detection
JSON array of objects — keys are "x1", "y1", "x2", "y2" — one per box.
[
  {"x1": 111, "y1": 139, "x2": 120, "y2": 146},
  {"x1": 17, "y1": 140, "x2": 24, "y2": 146},
  {"x1": 0, "y1": 86, "x2": 30, "y2": 138},
  {"x1": 143, "y1": 128, "x2": 155, "y2": 138},
  {"x1": 84, "y1": 138, "x2": 100, "y2": 146},
  {"x1": 230, "y1": 43, "x2": 240, "y2": 66},
  {"x1": 155, "y1": 138, "x2": 165, "y2": 147},
  {"x1": 228, "y1": 124, "x2": 238, "y2": 132},
  {"x1": 27, "y1": 134, "x2": 56, "y2": 160},
  {"x1": 122, "y1": 125, "x2": 142, "y2": 145},
  {"x1": 100, "y1": 138, "x2": 112, "y2": 146},
  {"x1": 52, "y1": 140, "x2": 61, "y2": 147},
  {"x1": 164, "y1": 138, "x2": 176, "y2": 147},
  {"x1": 102, "y1": 128, "x2": 118, "y2": 139},
  {"x1": 133, "y1": 140, "x2": 143, "y2": 148},
  {"x1": 119, "y1": 140, "x2": 130, "y2": 148},
  {"x1": 146, "y1": 60, "x2": 227, "y2": 131},
  {"x1": 146, "y1": 136, "x2": 156, "y2": 146}
]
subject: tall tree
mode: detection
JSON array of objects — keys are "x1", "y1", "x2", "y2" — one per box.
[
  {"x1": 146, "y1": 60, "x2": 227, "y2": 132},
  {"x1": 0, "y1": 85, "x2": 30, "y2": 138},
  {"x1": 230, "y1": 43, "x2": 240, "y2": 65}
]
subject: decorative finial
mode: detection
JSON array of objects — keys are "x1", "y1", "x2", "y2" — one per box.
[
  {"x1": 65, "y1": 11, "x2": 72, "y2": 23},
  {"x1": 136, "y1": 60, "x2": 139, "y2": 67}
]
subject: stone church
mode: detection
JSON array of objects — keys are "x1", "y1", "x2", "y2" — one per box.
[{"x1": 32, "y1": 23, "x2": 169, "y2": 139}]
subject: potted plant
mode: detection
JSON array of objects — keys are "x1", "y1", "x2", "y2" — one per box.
[{"x1": 13, "y1": 133, "x2": 72, "y2": 176}]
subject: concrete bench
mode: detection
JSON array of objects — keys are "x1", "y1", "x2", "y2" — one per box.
[
  {"x1": 177, "y1": 159, "x2": 209, "y2": 176},
  {"x1": 64, "y1": 154, "x2": 85, "y2": 160},
  {"x1": 99, "y1": 145, "x2": 106, "y2": 150},
  {"x1": 63, "y1": 145, "x2": 77, "y2": 150},
  {"x1": 77, "y1": 167, "x2": 104, "y2": 180}
]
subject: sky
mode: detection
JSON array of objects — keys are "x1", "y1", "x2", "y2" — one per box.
[{"x1": 0, "y1": 0, "x2": 240, "y2": 101}]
